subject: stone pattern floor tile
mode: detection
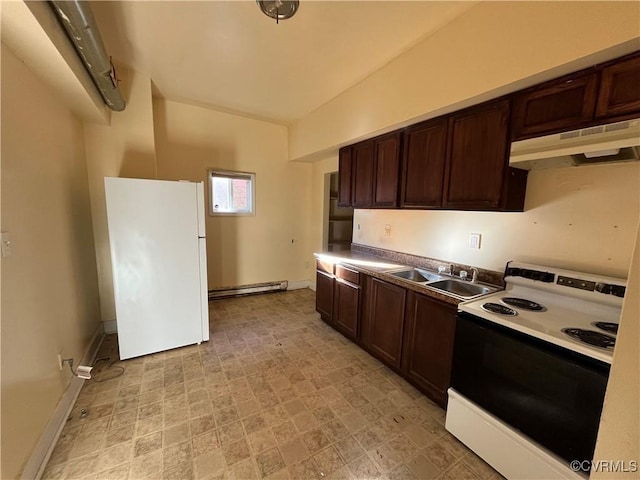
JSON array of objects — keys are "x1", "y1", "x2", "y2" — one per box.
[{"x1": 42, "y1": 289, "x2": 502, "y2": 480}]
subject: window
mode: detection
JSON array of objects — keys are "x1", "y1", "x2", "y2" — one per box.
[{"x1": 208, "y1": 169, "x2": 255, "y2": 215}]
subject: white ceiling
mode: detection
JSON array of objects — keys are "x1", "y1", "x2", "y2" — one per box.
[{"x1": 90, "y1": 1, "x2": 476, "y2": 124}]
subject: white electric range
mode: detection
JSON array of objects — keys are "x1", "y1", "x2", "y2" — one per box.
[{"x1": 446, "y1": 261, "x2": 627, "y2": 480}]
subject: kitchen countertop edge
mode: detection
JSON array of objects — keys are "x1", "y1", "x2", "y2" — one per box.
[{"x1": 314, "y1": 250, "x2": 503, "y2": 307}]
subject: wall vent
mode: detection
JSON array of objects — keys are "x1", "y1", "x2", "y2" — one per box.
[
  {"x1": 605, "y1": 121, "x2": 631, "y2": 132},
  {"x1": 581, "y1": 125, "x2": 605, "y2": 136},
  {"x1": 559, "y1": 120, "x2": 635, "y2": 141},
  {"x1": 560, "y1": 131, "x2": 580, "y2": 140}
]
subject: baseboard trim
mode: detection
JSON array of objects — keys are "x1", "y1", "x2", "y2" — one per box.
[
  {"x1": 287, "y1": 280, "x2": 312, "y2": 291},
  {"x1": 21, "y1": 322, "x2": 105, "y2": 480},
  {"x1": 103, "y1": 319, "x2": 117, "y2": 334}
]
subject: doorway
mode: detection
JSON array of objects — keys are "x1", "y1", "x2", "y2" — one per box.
[{"x1": 326, "y1": 172, "x2": 353, "y2": 252}]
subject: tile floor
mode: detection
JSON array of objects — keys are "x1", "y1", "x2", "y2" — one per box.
[{"x1": 43, "y1": 289, "x2": 502, "y2": 480}]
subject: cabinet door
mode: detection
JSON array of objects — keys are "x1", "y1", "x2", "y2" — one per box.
[
  {"x1": 400, "y1": 119, "x2": 447, "y2": 208},
  {"x1": 366, "y1": 278, "x2": 406, "y2": 368},
  {"x1": 596, "y1": 54, "x2": 640, "y2": 120},
  {"x1": 316, "y1": 271, "x2": 334, "y2": 322},
  {"x1": 511, "y1": 72, "x2": 598, "y2": 140},
  {"x1": 372, "y1": 132, "x2": 402, "y2": 208},
  {"x1": 333, "y1": 279, "x2": 360, "y2": 340},
  {"x1": 337, "y1": 147, "x2": 353, "y2": 207},
  {"x1": 444, "y1": 99, "x2": 510, "y2": 209},
  {"x1": 352, "y1": 140, "x2": 374, "y2": 208},
  {"x1": 402, "y1": 292, "x2": 456, "y2": 408}
]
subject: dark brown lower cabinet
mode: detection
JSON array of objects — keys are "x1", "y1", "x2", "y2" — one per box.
[
  {"x1": 316, "y1": 270, "x2": 458, "y2": 408},
  {"x1": 333, "y1": 278, "x2": 360, "y2": 340},
  {"x1": 362, "y1": 277, "x2": 406, "y2": 368},
  {"x1": 315, "y1": 270, "x2": 334, "y2": 323},
  {"x1": 402, "y1": 291, "x2": 457, "y2": 407}
]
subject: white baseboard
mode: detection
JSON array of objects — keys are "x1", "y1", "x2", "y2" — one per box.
[
  {"x1": 288, "y1": 280, "x2": 312, "y2": 291},
  {"x1": 103, "y1": 319, "x2": 117, "y2": 334},
  {"x1": 21, "y1": 322, "x2": 105, "y2": 480}
]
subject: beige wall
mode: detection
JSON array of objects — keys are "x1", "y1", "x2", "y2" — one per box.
[
  {"x1": 84, "y1": 66, "x2": 157, "y2": 323},
  {"x1": 153, "y1": 98, "x2": 313, "y2": 289},
  {"x1": 289, "y1": 1, "x2": 640, "y2": 161},
  {"x1": 593, "y1": 221, "x2": 640, "y2": 478},
  {"x1": 353, "y1": 164, "x2": 639, "y2": 277},
  {"x1": 0, "y1": 44, "x2": 101, "y2": 479}
]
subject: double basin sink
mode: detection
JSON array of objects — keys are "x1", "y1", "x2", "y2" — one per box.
[{"x1": 385, "y1": 267, "x2": 498, "y2": 300}]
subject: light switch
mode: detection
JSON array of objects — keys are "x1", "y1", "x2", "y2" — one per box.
[
  {"x1": 1, "y1": 232, "x2": 12, "y2": 257},
  {"x1": 469, "y1": 233, "x2": 481, "y2": 249},
  {"x1": 384, "y1": 225, "x2": 391, "y2": 236}
]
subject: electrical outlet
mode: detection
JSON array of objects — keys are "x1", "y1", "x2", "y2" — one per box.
[
  {"x1": 57, "y1": 353, "x2": 63, "y2": 371},
  {"x1": 384, "y1": 224, "x2": 391, "y2": 236},
  {"x1": 469, "y1": 233, "x2": 482, "y2": 249}
]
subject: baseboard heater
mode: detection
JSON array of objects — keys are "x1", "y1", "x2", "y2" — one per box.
[{"x1": 208, "y1": 280, "x2": 288, "y2": 299}]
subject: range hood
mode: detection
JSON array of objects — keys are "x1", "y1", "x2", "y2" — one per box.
[{"x1": 509, "y1": 119, "x2": 640, "y2": 170}]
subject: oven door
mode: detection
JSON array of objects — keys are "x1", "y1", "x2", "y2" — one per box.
[{"x1": 451, "y1": 312, "x2": 610, "y2": 465}]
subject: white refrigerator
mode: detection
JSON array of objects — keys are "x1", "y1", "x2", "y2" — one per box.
[{"x1": 104, "y1": 177, "x2": 209, "y2": 360}]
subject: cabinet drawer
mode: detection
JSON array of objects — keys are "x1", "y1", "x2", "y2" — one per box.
[
  {"x1": 335, "y1": 265, "x2": 360, "y2": 285},
  {"x1": 316, "y1": 259, "x2": 335, "y2": 275}
]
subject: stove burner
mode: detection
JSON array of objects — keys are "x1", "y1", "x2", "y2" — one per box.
[
  {"x1": 481, "y1": 303, "x2": 517, "y2": 316},
  {"x1": 501, "y1": 297, "x2": 546, "y2": 311},
  {"x1": 593, "y1": 322, "x2": 619, "y2": 335},
  {"x1": 562, "y1": 328, "x2": 616, "y2": 349}
]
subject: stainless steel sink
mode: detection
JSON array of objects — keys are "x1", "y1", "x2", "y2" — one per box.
[
  {"x1": 428, "y1": 279, "x2": 497, "y2": 299},
  {"x1": 389, "y1": 268, "x2": 443, "y2": 283}
]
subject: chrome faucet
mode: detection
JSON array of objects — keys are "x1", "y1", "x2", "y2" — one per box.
[
  {"x1": 459, "y1": 267, "x2": 479, "y2": 282},
  {"x1": 438, "y1": 264, "x2": 454, "y2": 276},
  {"x1": 471, "y1": 267, "x2": 479, "y2": 283}
]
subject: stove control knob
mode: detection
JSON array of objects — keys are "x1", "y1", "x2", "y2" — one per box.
[
  {"x1": 596, "y1": 283, "x2": 626, "y2": 298},
  {"x1": 611, "y1": 285, "x2": 626, "y2": 298}
]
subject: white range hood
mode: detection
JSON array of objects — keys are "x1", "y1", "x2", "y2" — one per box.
[{"x1": 509, "y1": 118, "x2": 640, "y2": 170}]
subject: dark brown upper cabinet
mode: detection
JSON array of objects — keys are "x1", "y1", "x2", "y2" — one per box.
[
  {"x1": 400, "y1": 119, "x2": 448, "y2": 208},
  {"x1": 352, "y1": 140, "x2": 375, "y2": 208},
  {"x1": 596, "y1": 53, "x2": 640, "y2": 120},
  {"x1": 511, "y1": 71, "x2": 599, "y2": 141},
  {"x1": 444, "y1": 99, "x2": 526, "y2": 211},
  {"x1": 372, "y1": 131, "x2": 402, "y2": 208},
  {"x1": 336, "y1": 51, "x2": 639, "y2": 212},
  {"x1": 337, "y1": 147, "x2": 353, "y2": 208}
]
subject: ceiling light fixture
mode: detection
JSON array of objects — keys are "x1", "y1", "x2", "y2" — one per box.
[{"x1": 257, "y1": 0, "x2": 299, "y2": 24}]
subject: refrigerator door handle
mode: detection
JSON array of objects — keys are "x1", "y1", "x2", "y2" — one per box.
[
  {"x1": 198, "y1": 238, "x2": 209, "y2": 342},
  {"x1": 196, "y1": 182, "x2": 206, "y2": 238}
]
